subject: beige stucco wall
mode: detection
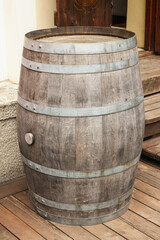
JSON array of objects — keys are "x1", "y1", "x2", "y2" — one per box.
[
  {"x1": 127, "y1": 0, "x2": 146, "y2": 48},
  {"x1": 1, "y1": 0, "x2": 37, "y2": 84},
  {"x1": 36, "y1": 0, "x2": 56, "y2": 29},
  {"x1": 0, "y1": 81, "x2": 24, "y2": 184},
  {"x1": 0, "y1": 0, "x2": 56, "y2": 184},
  {"x1": 0, "y1": 0, "x2": 56, "y2": 84}
]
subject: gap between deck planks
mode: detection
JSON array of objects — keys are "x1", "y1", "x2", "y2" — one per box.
[{"x1": 139, "y1": 159, "x2": 160, "y2": 185}]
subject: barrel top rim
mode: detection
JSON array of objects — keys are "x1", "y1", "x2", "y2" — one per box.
[
  {"x1": 25, "y1": 26, "x2": 136, "y2": 42},
  {"x1": 24, "y1": 27, "x2": 137, "y2": 54}
]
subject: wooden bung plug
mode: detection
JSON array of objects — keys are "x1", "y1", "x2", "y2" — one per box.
[{"x1": 25, "y1": 133, "x2": 34, "y2": 145}]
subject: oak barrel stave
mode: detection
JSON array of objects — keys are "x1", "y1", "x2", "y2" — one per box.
[
  {"x1": 23, "y1": 162, "x2": 137, "y2": 204},
  {"x1": 17, "y1": 27, "x2": 145, "y2": 225}
]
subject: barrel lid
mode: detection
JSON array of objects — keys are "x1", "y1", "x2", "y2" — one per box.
[{"x1": 24, "y1": 26, "x2": 137, "y2": 55}]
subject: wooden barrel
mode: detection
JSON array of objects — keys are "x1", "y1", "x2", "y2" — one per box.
[{"x1": 17, "y1": 27, "x2": 145, "y2": 226}]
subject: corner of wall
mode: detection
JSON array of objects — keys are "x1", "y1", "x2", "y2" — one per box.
[
  {"x1": 126, "y1": 0, "x2": 146, "y2": 48},
  {"x1": 36, "y1": 0, "x2": 56, "y2": 29}
]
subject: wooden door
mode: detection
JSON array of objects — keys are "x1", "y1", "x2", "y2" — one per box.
[
  {"x1": 54, "y1": 0, "x2": 112, "y2": 27},
  {"x1": 155, "y1": 0, "x2": 160, "y2": 53},
  {"x1": 145, "y1": 0, "x2": 160, "y2": 54}
]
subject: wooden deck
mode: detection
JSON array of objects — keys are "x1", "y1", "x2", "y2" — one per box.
[
  {"x1": 144, "y1": 92, "x2": 160, "y2": 138},
  {"x1": 143, "y1": 136, "x2": 160, "y2": 161},
  {"x1": 0, "y1": 159, "x2": 160, "y2": 240},
  {"x1": 140, "y1": 54, "x2": 160, "y2": 96}
]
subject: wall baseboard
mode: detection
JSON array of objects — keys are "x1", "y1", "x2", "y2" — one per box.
[{"x1": 0, "y1": 176, "x2": 28, "y2": 199}]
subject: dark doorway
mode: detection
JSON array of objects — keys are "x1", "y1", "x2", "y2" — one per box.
[{"x1": 112, "y1": 0, "x2": 128, "y2": 28}]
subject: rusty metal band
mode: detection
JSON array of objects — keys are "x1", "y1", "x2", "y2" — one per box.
[
  {"x1": 22, "y1": 153, "x2": 140, "y2": 179},
  {"x1": 18, "y1": 95, "x2": 144, "y2": 118},
  {"x1": 33, "y1": 202, "x2": 130, "y2": 226},
  {"x1": 22, "y1": 55, "x2": 139, "y2": 74},
  {"x1": 30, "y1": 187, "x2": 133, "y2": 211},
  {"x1": 24, "y1": 35, "x2": 137, "y2": 55}
]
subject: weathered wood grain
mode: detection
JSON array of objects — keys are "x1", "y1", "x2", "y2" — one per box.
[
  {"x1": 104, "y1": 217, "x2": 152, "y2": 240},
  {"x1": 0, "y1": 204, "x2": 45, "y2": 240},
  {"x1": 143, "y1": 92, "x2": 160, "y2": 137},
  {"x1": 83, "y1": 224, "x2": 125, "y2": 240},
  {"x1": 0, "y1": 196, "x2": 72, "y2": 240},
  {"x1": 0, "y1": 224, "x2": 18, "y2": 240},
  {"x1": 134, "y1": 178, "x2": 160, "y2": 200},
  {"x1": 138, "y1": 161, "x2": 160, "y2": 179},
  {"x1": 54, "y1": 0, "x2": 112, "y2": 27},
  {"x1": 51, "y1": 222, "x2": 99, "y2": 240},
  {"x1": 144, "y1": 122, "x2": 160, "y2": 138},
  {"x1": 136, "y1": 169, "x2": 160, "y2": 189},
  {"x1": 145, "y1": 102, "x2": 160, "y2": 112},
  {"x1": 129, "y1": 198, "x2": 160, "y2": 226},
  {"x1": 140, "y1": 55, "x2": 160, "y2": 95},
  {"x1": 145, "y1": 109, "x2": 160, "y2": 125},
  {"x1": 24, "y1": 165, "x2": 136, "y2": 204},
  {"x1": 144, "y1": 93, "x2": 160, "y2": 105},
  {"x1": 17, "y1": 27, "x2": 144, "y2": 224},
  {"x1": 121, "y1": 210, "x2": 160, "y2": 240},
  {"x1": 132, "y1": 188, "x2": 160, "y2": 212}
]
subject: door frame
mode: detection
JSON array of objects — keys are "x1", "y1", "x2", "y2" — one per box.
[{"x1": 145, "y1": 0, "x2": 160, "y2": 53}]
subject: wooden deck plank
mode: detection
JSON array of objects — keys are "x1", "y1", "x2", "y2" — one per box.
[
  {"x1": 0, "y1": 196, "x2": 71, "y2": 240},
  {"x1": 138, "y1": 161, "x2": 160, "y2": 180},
  {"x1": 144, "y1": 93, "x2": 160, "y2": 105},
  {"x1": 104, "y1": 217, "x2": 153, "y2": 240},
  {"x1": 145, "y1": 108, "x2": 160, "y2": 124},
  {"x1": 142, "y1": 151, "x2": 156, "y2": 161},
  {"x1": 134, "y1": 179, "x2": 160, "y2": 200},
  {"x1": 142, "y1": 135, "x2": 160, "y2": 161},
  {"x1": 140, "y1": 156, "x2": 160, "y2": 170},
  {"x1": 0, "y1": 176, "x2": 27, "y2": 199},
  {"x1": 143, "y1": 146, "x2": 160, "y2": 161},
  {"x1": 142, "y1": 136, "x2": 160, "y2": 149},
  {"x1": 144, "y1": 122, "x2": 160, "y2": 138},
  {"x1": 0, "y1": 224, "x2": 18, "y2": 240},
  {"x1": 121, "y1": 210, "x2": 160, "y2": 240},
  {"x1": 139, "y1": 51, "x2": 153, "y2": 58},
  {"x1": 140, "y1": 55, "x2": 160, "y2": 96},
  {"x1": 143, "y1": 92, "x2": 160, "y2": 138},
  {"x1": 132, "y1": 189, "x2": 160, "y2": 212},
  {"x1": 142, "y1": 151, "x2": 160, "y2": 161},
  {"x1": 145, "y1": 102, "x2": 160, "y2": 112},
  {"x1": 0, "y1": 204, "x2": 45, "y2": 240},
  {"x1": 51, "y1": 223, "x2": 100, "y2": 240},
  {"x1": 83, "y1": 224, "x2": 125, "y2": 240},
  {"x1": 136, "y1": 169, "x2": 160, "y2": 189},
  {"x1": 14, "y1": 191, "x2": 32, "y2": 209},
  {"x1": 129, "y1": 199, "x2": 160, "y2": 226}
]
